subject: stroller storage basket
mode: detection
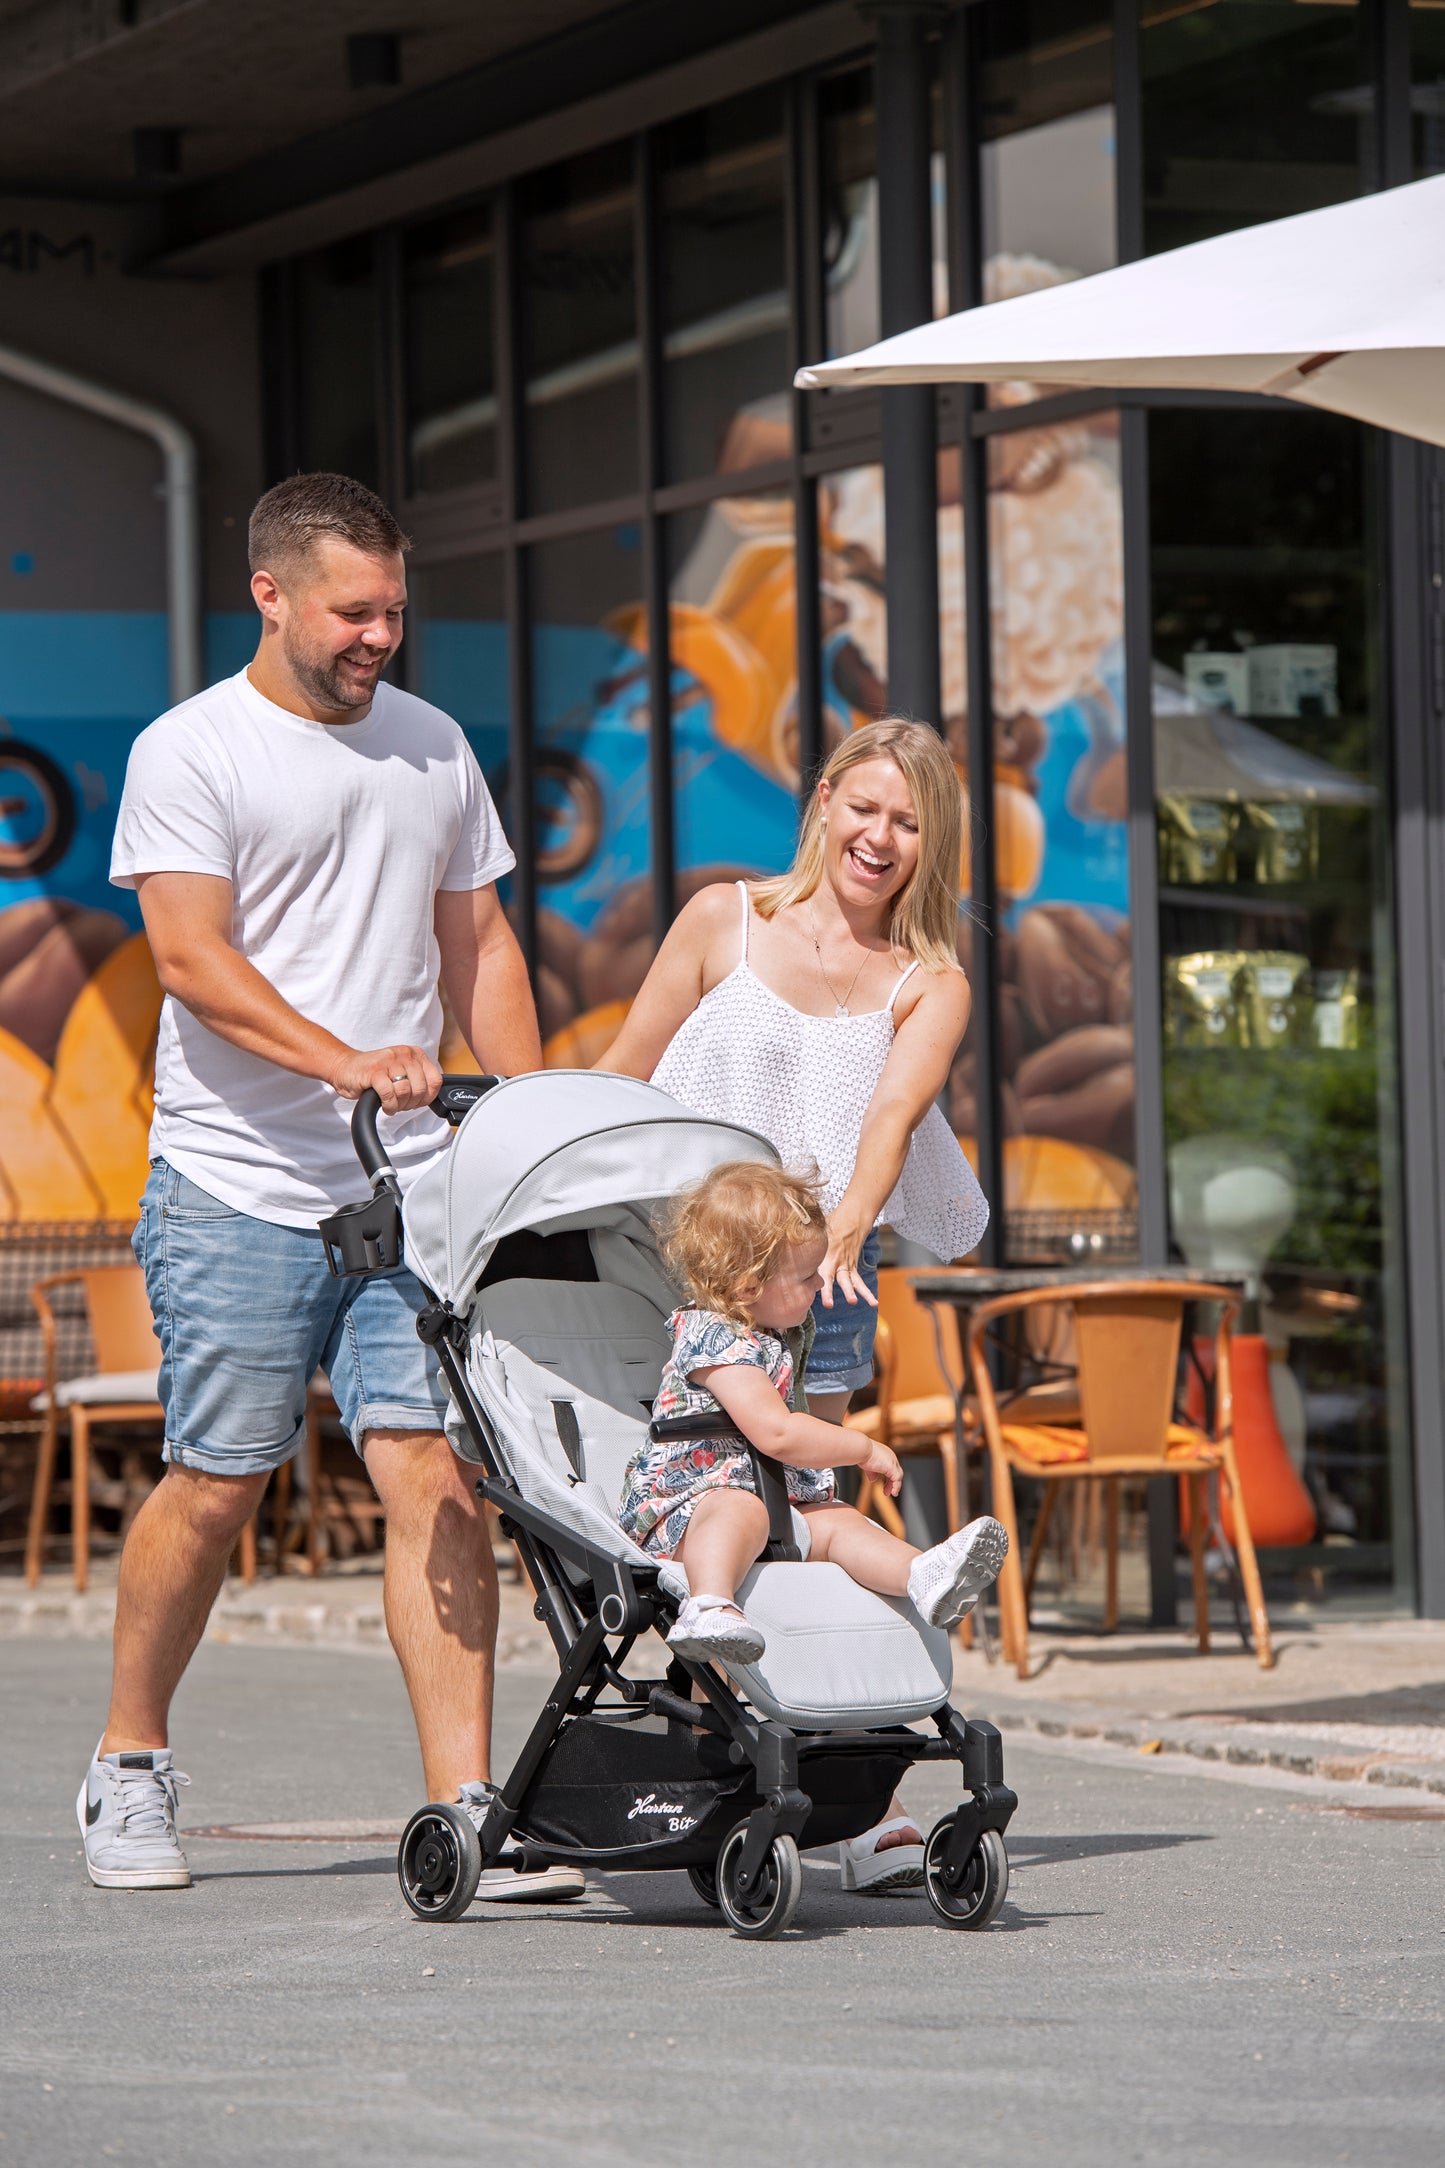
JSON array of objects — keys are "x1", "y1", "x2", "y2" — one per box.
[{"x1": 514, "y1": 1714, "x2": 913, "y2": 1871}]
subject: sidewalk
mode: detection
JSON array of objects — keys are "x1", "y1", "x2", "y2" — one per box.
[
  {"x1": 957, "y1": 1614, "x2": 1445, "y2": 1797},
  {"x1": 7, "y1": 1559, "x2": 1444, "y2": 1796}
]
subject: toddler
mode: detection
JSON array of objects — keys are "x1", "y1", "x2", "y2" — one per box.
[{"x1": 617, "y1": 1160, "x2": 1007, "y2": 1664}]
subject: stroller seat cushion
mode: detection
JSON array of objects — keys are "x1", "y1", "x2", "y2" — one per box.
[{"x1": 660, "y1": 1558, "x2": 954, "y2": 1731}]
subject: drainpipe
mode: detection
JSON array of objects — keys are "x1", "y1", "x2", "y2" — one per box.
[{"x1": 0, "y1": 339, "x2": 203, "y2": 704}]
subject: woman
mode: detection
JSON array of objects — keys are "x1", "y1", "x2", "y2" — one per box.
[{"x1": 598, "y1": 718, "x2": 989, "y2": 1890}]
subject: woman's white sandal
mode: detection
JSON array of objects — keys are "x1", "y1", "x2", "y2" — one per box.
[{"x1": 838, "y1": 1815, "x2": 926, "y2": 1893}]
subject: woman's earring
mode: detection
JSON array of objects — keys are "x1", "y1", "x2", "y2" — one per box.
[{"x1": 821, "y1": 816, "x2": 828, "y2": 829}]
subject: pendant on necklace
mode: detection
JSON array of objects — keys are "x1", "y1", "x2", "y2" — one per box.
[{"x1": 834, "y1": 1001, "x2": 849, "y2": 1018}]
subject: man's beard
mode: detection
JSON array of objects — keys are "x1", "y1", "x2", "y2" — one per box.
[{"x1": 282, "y1": 625, "x2": 386, "y2": 711}]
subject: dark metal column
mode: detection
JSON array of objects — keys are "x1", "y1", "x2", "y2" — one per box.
[
  {"x1": 497, "y1": 181, "x2": 536, "y2": 981},
  {"x1": 870, "y1": 0, "x2": 943, "y2": 726},
  {"x1": 636, "y1": 128, "x2": 676, "y2": 953},
  {"x1": 1114, "y1": 0, "x2": 1176, "y2": 1623},
  {"x1": 788, "y1": 72, "x2": 825, "y2": 800},
  {"x1": 1378, "y1": 0, "x2": 1440, "y2": 1613},
  {"x1": 944, "y1": 0, "x2": 1002, "y2": 1261}
]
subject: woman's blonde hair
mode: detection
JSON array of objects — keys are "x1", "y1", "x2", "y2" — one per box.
[
  {"x1": 659, "y1": 1160, "x2": 826, "y2": 1328},
  {"x1": 752, "y1": 718, "x2": 963, "y2": 974}
]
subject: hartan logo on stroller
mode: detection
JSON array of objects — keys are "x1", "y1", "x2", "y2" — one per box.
[{"x1": 628, "y1": 1793, "x2": 697, "y2": 1831}]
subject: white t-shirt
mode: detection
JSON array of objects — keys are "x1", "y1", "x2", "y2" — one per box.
[{"x1": 111, "y1": 668, "x2": 515, "y2": 1227}]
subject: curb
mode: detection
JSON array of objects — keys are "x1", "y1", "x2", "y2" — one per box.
[
  {"x1": 975, "y1": 1695, "x2": 1445, "y2": 1796},
  {"x1": 0, "y1": 1586, "x2": 554, "y2": 1666}
]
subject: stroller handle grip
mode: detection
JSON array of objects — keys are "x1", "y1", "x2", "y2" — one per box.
[{"x1": 351, "y1": 1074, "x2": 498, "y2": 1184}]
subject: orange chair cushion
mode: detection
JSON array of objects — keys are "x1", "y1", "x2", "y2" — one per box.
[{"x1": 1000, "y1": 1420, "x2": 1221, "y2": 1469}]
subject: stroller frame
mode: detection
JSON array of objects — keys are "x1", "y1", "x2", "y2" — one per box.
[{"x1": 325, "y1": 1083, "x2": 1017, "y2": 1939}]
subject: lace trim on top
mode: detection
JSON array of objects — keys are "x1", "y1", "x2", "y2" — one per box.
[{"x1": 651, "y1": 883, "x2": 989, "y2": 1261}]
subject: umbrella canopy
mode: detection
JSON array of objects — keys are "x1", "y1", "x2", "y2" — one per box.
[
  {"x1": 795, "y1": 175, "x2": 1445, "y2": 447},
  {"x1": 403, "y1": 1069, "x2": 778, "y2": 1309},
  {"x1": 1152, "y1": 669, "x2": 1374, "y2": 806}
]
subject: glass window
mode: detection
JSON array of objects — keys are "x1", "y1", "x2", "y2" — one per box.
[
  {"x1": 981, "y1": 1, "x2": 1116, "y2": 291},
  {"x1": 402, "y1": 205, "x2": 496, "y2": 497},
  {"x1": 982, "y1": 412, "x2": 1132, "y2": 1263},
  {"x1": 1412, "y1": 3, "x2": 1445, "y2": 177},
  {"x1": 529, "y1": 526, "x2": 650, "y2": 1062},
  {"x1": 1141, "y1": 1, "x2": 1367, "y2": 256},
  {"x1": 1150, "y1": 406, "x2": 1408, "y2": 1600},
  {"x1": 295, "y1": 236, "x2": 378, "y2": 488},
  {"x1": 408, "y1": 553, "x2": 510, "y2": 781},
  {"x1": 821, "y1": 66, "x2": 878, "y2": 361},
  {"x1": 658, "y1": 89, "x2": 791, "y2": 482},
  {"x1": 668, "y1": 491, "x2": 799, "y2": 896},
  {"x1": 519, "y1": 144, "x2": 639, "y2": 515},
  {"x1": 406, "y1": 552, "x2": 511, "y2": 1063},
  {"x1": 818, "y1": 461, "x2": 889, "y2": 736}
]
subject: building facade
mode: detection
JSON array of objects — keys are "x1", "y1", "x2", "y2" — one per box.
[{"x1": 2, "y1": 1, "x2": 1444, "y2": 1617}]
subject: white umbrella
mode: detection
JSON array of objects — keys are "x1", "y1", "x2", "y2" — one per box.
[{"x1": 795, "y1": 174, "x2": 1445, "y2": 448}]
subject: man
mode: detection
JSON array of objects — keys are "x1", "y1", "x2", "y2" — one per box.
[{"x1": 78, "y1": 471, "x2": 581, "y2": 1902}]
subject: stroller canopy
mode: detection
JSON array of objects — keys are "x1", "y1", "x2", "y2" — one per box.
[{"x1": 404, "y1": 1069, "x2": 779, "y2": 1310}]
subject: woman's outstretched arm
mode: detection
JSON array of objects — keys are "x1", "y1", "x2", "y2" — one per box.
[
  {"x1": 821, "y1": 968, "x2": 972, "y2": 1305},
  {"x1": 591, "y1": 882, "x2": 738, "y2": 1077}
]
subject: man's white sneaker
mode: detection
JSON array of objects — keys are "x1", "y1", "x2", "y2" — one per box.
[
  {"x1": 907, "y1": 1517, "x2": 1009, "y2": 1629},
  {"x1": 457, "y1": 1781, "x2": 586, "y2": 1903},
  {"x1": 77, "y1": 1742, "x2": 191, "y2": 1890},
  {"x1": 666, "y1": 1594, "x2": 766, "y2": 1667}
]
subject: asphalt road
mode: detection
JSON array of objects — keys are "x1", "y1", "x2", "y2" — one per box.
[{"x1": 3, "y1": 1638, "x2": 1443, "y2": 2168}]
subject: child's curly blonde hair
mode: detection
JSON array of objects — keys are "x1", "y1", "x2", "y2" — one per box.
[{"x1": 658, "y1": 1160, "x2": 826, "y2": 1328}]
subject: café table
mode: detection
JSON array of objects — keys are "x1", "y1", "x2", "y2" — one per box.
[{"x1": 908, "y1": 1264, "x2": 1249, "y2": 1626}]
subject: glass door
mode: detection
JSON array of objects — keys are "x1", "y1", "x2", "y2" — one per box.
[{"x1": 1149, "y1": 406, "x2": 1410, "y2": 1606}]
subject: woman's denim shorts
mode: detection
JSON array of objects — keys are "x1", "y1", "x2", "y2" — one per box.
[{"x1": 804, "y1": 1229, "x2": 881, "y2": 1399}]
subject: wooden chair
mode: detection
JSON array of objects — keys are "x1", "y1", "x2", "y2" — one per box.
[
  {"x1": 26, "y1": 1264, "x2": 291, "y2": 1591},
  {"x1": 844, "y1": 1267, "x2": 975, "y2": 1539},
  {"x1": 25, "y1": 1266, "x2": 164, "y2": 1593},
  {"x1": 967, "y1": 1279, "x2": 1273, "y2": 1678}
]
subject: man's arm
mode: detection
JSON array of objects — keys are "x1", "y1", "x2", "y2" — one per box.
[
  {"x1": 136, "y1": 870, "x2": 442, "y2": 1115},
  {"x1": 434, "y1": 884, "x2": 542, "y2": 1077}
]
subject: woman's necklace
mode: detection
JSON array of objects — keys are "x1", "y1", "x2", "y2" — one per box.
[{"x1": 807, "y1": 902, "x2": 871, "y2": 1017}]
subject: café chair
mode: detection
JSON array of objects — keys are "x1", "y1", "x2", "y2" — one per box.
[
  {"x1": 843, "y1": 1267, "x2": 973, "y2": 1540},
  {"x1": 26, "y1": 1263, "x2": 288, "y2": 1592},
  {"x1": 25, "y1": 1265, "x2": 163, "y2": 1594},
  {"x1": 966, "y1": 1279, "x2": 1274, "y2": 1679}
]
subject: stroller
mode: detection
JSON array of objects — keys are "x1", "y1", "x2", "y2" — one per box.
[{"x1": 321, "y1": 1071, "x2": 1016, "y2": 1940}]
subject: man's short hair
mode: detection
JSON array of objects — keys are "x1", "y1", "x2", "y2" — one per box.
[{"x1": 248, "y1": 472, "x2": 410, "y2": 584}]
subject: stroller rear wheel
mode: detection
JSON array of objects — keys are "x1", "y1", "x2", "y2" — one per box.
[
  {"x1": 687, "y1": 1861, "x2": 721, "y2": 1909},
  {"x1": 715, "y1": 1820, "x2": 803, "y2": 1940},
  {"x1": 398, "y1": 1803, "x2": 482, "y2": 1923},
  {"x1": 922, "y1": 1817, "x2": 1009, "y2": 1930}
]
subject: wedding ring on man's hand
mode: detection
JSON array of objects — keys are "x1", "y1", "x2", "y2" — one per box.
[{"x1": 388, "y1": 1072, "x2": 408, "y2": 1081}]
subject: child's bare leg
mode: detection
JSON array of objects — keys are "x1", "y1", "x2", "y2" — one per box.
[
  {"x1": 798, "y1": 1500, "x2": 918, "y2": 1595},
  {"x1": 675, "y1": 1488, "x2": 770, "y2": 1604}
]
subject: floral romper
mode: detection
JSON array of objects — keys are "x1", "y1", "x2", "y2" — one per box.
[{"x1": 617, "y1": 1307, "x2": 834, "y2": 1559}]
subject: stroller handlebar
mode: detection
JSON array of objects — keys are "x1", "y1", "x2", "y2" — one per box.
[{"x1": 351, "y1": 1074, "x2": 498, "y2": 1185}]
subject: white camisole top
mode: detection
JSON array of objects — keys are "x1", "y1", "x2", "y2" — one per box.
[{"x1": 651, "y1": 883, "x2": 989, "y2": 1262}]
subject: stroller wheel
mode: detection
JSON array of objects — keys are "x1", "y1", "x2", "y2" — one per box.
[
  {"x1": 398, "y1": 1803, "x2": 482, "y2": 1923},
  {"x1": 687, "y1": 1861, "x2": 721, "y2": 1909},
  {"x1": 715, "y1": 1821, "x2": 803, "y2": 1940},
  {"x1": 922, "y1": 1818, "x2": 1009, "y2": 1931}
]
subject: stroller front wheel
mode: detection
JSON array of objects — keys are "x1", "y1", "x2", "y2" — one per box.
[
  {"x1": 398, "y1": 1803, "x2": 482, "y2": 1923},
  {"x1": 923, "y1": 1817, "x2": 1009, "y2": 1930},
  {"x1": 715, "y1": 1821, "x2": 803, "y2": 1940}
]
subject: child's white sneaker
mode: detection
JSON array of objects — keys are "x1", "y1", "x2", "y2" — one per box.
[
  {"x1": 907, "y1": 1517, "x2": 1009, "y2": 1628},
  {"x1": 667, "y1": 1594, "x2": 766, "y2": 1666}
]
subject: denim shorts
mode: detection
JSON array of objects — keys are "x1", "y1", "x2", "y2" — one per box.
[
  {"x1": 133, "y1": 1159, "x2": 449, "y2": 1478},
  {"x1": 805, "y1": 1230, "x2": 881, "y2": 1399}
]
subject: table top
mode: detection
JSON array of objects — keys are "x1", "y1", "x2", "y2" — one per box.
[{"x1": 909, "y1": 1265, "x2": 1249, "y2": 1300}]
